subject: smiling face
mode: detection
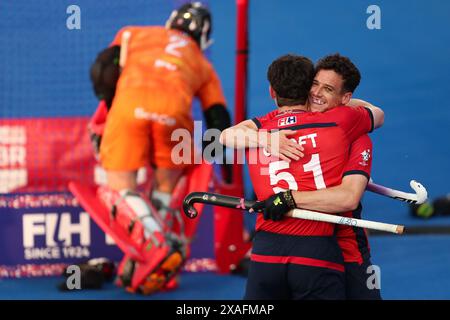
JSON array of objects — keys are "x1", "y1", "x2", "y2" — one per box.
[{"x1": 309, "y1": 69, "x2": 352, "y2": 112}]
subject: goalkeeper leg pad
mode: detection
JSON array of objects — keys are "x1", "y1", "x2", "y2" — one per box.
[{"x1": 116, "y1": 235, "x2": 186, "y2": 295}]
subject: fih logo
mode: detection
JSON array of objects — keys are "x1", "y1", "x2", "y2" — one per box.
[
  {"x1": 278, "y1": 116, "x2": 297, "y2": 127},
  {"x1": 22, "y1": 212, "x2": 91, "y2": 260}
]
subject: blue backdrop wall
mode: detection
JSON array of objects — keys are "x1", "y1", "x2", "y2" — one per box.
[{"x1": 1, "y1": 0, "x2": 450, "y2": 227}]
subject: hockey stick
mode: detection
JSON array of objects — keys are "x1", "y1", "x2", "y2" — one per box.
[
  {"x1": 367, "y1": 180, "x2": 427, "y2": 204},
  {"x1": 183, "y1": 192, "x2": 404, "y2": 234},
  {"x1": 119, "y1": 30, "x2": 131, "y2": 68}
]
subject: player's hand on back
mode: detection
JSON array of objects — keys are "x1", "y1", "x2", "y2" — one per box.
[
  {"x1": 250, "y1": 190, "x2": 296, "y2": 221},
  {"x1": 265, "y1": 130, "x2": 304, "y2": 162}
]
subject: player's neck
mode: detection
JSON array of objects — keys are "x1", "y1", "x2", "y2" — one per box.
[{"x1": 278, "y1": 104, "x2": 308, "y2": 112}]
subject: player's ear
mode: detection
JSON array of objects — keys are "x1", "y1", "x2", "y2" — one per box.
[
  {"x1": 341, "y1": 92, "x2": 352, "y2": 105},
  {"x1": 269, "y1": 86, "x2": 276, "y2": 99}
]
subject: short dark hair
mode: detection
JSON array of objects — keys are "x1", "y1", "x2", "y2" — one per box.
[
  {"x1": 315, "y1": 53, "x2": 361, "y2": 93},
  {"x1": 267, "y1": 54, "x2": 314, "y2": 106}
]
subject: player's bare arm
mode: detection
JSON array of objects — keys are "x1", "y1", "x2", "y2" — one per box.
[
  {"x1": 348, "y1": 98, "x2": 384, "y2": 129},
  {"x1": 220, "y1": 120, "x2": 304, "y2": 162},
  {"x1": 290, "y1": 174, "x2": 368, "y2": 213},
  {"x1": 219, "y1": 119, "x2": 259, "y2": 148},
  {"x1": 251, "y1": 175, "x2": 368, "y2": 221}
]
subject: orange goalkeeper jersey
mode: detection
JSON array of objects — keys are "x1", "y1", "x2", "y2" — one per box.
[
  {"x1": 111, "y1": 26, "x2": 226, "y2": 112},
  {"x1": 99, "y1": 26, "x2": 226, "y2": 171}
]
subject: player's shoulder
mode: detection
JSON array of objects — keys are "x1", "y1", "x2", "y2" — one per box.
[
  {"x1": 258, "y1": 109, "x2": 280, "y2": 121},
  {"x1": 116, "y1": 25, "x2": 166, "y2": 36},
  {"x1": 167, "y1": 28, "x2": 208, "y2": 59},
  {"x1": 327, "y1": 105, "x2": 360, "y2": 113},
  {"x1": 168, "y1": 28, "x2": 201, "y2": 48},
  {"x1": 253, "y1": 109, "x2": 279, "y2": 128},
  {"x1": 324, "y1": 105, "x2": 368, "y2": 119}
]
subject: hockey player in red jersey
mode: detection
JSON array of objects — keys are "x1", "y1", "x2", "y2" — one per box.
[
  {"x1": 220, "y1": 54, "x2": 384, "y2": 299},
  {"x1": 253, "y1": 54, "x2": 383, "y2": 299}
]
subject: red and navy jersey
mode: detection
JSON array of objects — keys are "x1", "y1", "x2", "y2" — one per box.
[
  {"x1": 337, "y1": 134, "x2": 373, "y2": 263},
  {"x1": 247, "y1": 106, "x2": 374, "y2": 237}
]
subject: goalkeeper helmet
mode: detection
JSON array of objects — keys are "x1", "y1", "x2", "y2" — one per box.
[{"x1": 166, "y1": 2, "x2": 213, "y2": 50}]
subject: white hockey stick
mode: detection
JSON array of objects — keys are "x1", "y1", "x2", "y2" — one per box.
[
  {"x1": 183, "y1": 192, "x2": 405, "y2": 234},
  {"x1": 119, "y1": 30, "x2": 131, "y2": 68},
  {"x1": 287, "y1": 208, "x2": 404, "y2": 234},
  {"x1": 367, "y1": 180, "x2": 428, "y2": 204}
]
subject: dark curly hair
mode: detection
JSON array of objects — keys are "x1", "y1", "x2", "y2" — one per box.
[
  {"x1": 315, "y1": 53, "x2": 361, "y2": 93},
  {"x1": 267, "y1": 54, "x2": 314, "y2": 107}
]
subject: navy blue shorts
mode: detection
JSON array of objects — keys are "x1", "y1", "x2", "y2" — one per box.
[
  {"x1": 345, "y1": 259, "x2": 382, "y2": 300},
  {"x1": 244, "y1": 231, "x2": 345, "y2": 300}
]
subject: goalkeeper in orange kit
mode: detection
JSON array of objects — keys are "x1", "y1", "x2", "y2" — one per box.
[{"x1": 88, "y1": 2, "x2": 231, "y2": 294}]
